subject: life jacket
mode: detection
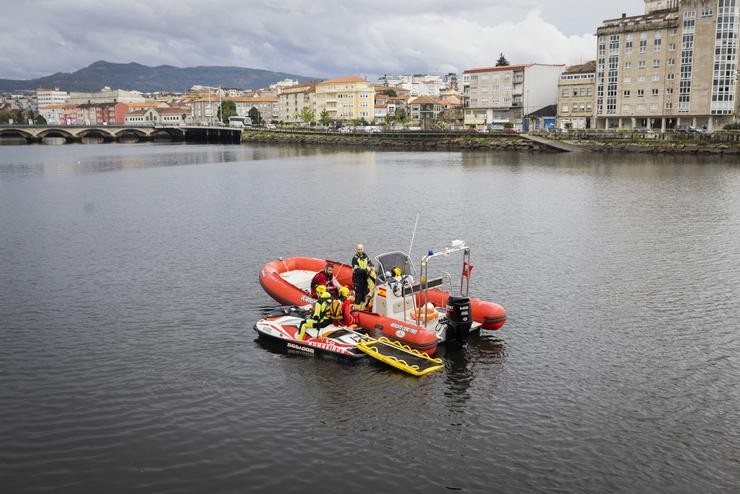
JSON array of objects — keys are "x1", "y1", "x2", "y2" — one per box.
[
  {"x1": 327, "y1": 299, "x2": 344, "y2": 322},
  {"x1": 354, "y1": 253, "x2": 370, "y2": 271},
  {"x1": 312, "y1": 294, "x2": 332, "y2": 323}
]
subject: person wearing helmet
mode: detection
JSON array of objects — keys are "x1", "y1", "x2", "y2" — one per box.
[
  {"x1": 310, "y1": 262, "x2": 338, "y2": 298},
  {"x1": 328, "y1": 285, "x2": 355, "y2": 326},
  {"x1": 351, "y1": 244, "x2": 374, "y2": 309},
  {"x1": 297, "y1": 286, "x2": 333, "y2": 340}
]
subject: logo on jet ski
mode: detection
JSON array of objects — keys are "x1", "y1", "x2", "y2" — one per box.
[{"x1": 287, "y1": 343, "x2": 314, "y2": 354}]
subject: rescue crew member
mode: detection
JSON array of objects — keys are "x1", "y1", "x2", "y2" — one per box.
[
  {"x1": 351, "y1": 244, "x2": 374, "y2": 308},
  {"x1": 297, "y1": 285, "x2": 333, "y2": 340},
  {"x1": 327, "y1": 286, "x2": 355, "y2": 326},
  {"x1": 311, "y1": 262, "x2": 338, "y2": 298}
]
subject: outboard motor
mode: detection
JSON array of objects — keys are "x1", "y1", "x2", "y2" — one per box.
[{"x1": 446, "y1": 296, "x2": 472, "y2": 344}]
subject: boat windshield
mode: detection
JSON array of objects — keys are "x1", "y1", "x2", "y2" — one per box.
[{"x1": 375, "y1": 251, "x2": 414, "y2": 282}]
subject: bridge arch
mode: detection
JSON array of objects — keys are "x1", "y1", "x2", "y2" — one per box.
[
  {"x1": 77, "y1": 128, "x2": 116, "y2": 141},
  {"x1": 0, "y1": 128, "x2": 35, "y2": 143},
  {"x1": 37, "y1": 128, "x2": 77, "y2": 142}
]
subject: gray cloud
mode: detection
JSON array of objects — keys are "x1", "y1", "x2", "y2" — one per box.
[{"x1": 0, "y1": 0, "x2": 644, "y2": 80}]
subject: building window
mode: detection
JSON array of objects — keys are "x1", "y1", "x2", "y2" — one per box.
[
  {"x1": 624, "y1": 90, "x2": 631, "y2": 97},
  {"x1": 652, "y1": 74, "x2": 661, "y2": 81},
  {"x1": 638, "y1": 89, "x2": 645, "y2": 97},
  {"x1": 667, "y1": 73, "x2": 675, "y2": 80},
  {"x1": 701, "y1": 7, "x2": 713, "y2": 17},
  {"x1": 623, "y1": 104, "x2": 630, "y2": 112},
  {"x1": 652, "y1": 88, "x2": 659, "y2": 96},
  {"x1": 654, "y1": 38, "x2": 662, "y2": 52},
  {"x1": 562, "y1": 88, "x2": 569, "y2": 97},
  {"x1": 668, "y1": 58, "x2": 675, "y2": 66},
  {"x1": 625, "y1": 61, "x2": 632, "y2": 69},
  {"x1": 653, "y1": 59, "x2": 660, "y2": 68},
  {"x1": 666, "y1": 87, "x2": 674, "y2": 94},
  {"x1": 624, "y1": 76, "x2": 632, "y2": 83},
  {"x1": 639, "y1": 60, "x2": 646, "y2": 69},
  {"x1": 650, "y1": 103, "x2": 658, "y2": 112},
  {"x1": 562, "y1": 104, "x2": 569, "y2": 113}
]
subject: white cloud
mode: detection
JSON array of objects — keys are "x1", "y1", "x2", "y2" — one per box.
[{"x1": 0, "y1": 0, "x2": 642, "y2": 80}]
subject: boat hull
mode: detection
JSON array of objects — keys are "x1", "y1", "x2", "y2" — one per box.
[{"x1": 259, "y1": 257, "x2": 353, "y2": 307}]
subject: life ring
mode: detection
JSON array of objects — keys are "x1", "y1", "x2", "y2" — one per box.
[{"x1": 411, "y1": 307, "x2": 439, "y2": 322}]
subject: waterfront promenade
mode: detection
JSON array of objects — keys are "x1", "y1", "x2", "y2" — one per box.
[{"x1": 239, "y1": 127, "x2": 740, "y2": 154}]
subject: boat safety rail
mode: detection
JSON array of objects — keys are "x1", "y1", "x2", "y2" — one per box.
[{"x1": 418, "y1": 242, "x2": 471, "y2": 312}]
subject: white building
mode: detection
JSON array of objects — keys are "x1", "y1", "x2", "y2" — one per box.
[
  {"x1": 462, "y1": 64, "x2": 565, "y2": 130},
  {"x1": 36, "y1": 87, "x2": 69, "y2": 107},
  {"x1": 66, "y1": 87, "x2": 145, "y2": 106},
  {"x1": 377, "y1": 74, "x2": 449, "y2": 96}
]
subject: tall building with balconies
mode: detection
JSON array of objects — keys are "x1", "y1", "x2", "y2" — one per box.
[
  {"x1": 315, "y1": 77, "x2": 375, "y2": 123},
  {"x1": 462, "y1": 64, "x2": 565, "y2": 130},
  {"x1": 277, "y1": 83, "x2": 316, "y2": 123},
  {"x1": 595, "y1": 0, "x2": 740, "y2": 131},
  {"x1": 557, "y1": 61, "x2": 597, "y2": 129}
]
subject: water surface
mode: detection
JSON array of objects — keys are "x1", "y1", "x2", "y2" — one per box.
[{"x1": 1, "y1": 143, "x2": 739, "y2": 492}]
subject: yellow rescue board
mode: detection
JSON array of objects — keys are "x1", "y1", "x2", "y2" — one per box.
[{"x1": 356, "y1": 336, "x2": 444, "y2": 376}]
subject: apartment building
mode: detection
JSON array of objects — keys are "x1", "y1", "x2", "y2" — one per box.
[
  {"x1": 189, "y1": 98, "x2": 221, "y2": 126},
  {"x1": 557, "y1": 61, "x2": 596, "y2": 129},
  {"x1": 315, "y1": 77, "x2": 375, "y2": 122},
  {"x1": 277, "y1": 84, "x2": 316, "y2": 123},
  {"x1": 595, "y1": 0, "x2": 740, "y2": 131},
  {"x1": 66, "y1": 88, "x2": 145, "y2": 106},
  {"x1": 36, "y1": 87, "x2": 69, "y2": 107},
  {"x1": 462, "y1": 64, "x2": 565, "y2": 130},
  {"x1": 233, "y1": 96, "x2": 278, "y2": 123}
]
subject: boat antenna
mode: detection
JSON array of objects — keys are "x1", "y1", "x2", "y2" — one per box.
[{"x1": 407, "y1": 212, "x2": 420, "y2": 257}]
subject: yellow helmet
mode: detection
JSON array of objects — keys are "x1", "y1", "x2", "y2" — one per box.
[
  {"x1": 339, "y1": 286, "x2": 350, "y2": 298},
  {"x1": 316, "y1": 284, "x2": 327, "y2": 294},
  {"x1": 319, "y1": 291, "x2": 332, "y2": 299},
  {"x1": 393, "y1": 267, "x2": 402, "y2": 277}
]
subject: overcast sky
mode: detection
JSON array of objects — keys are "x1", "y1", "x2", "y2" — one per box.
[{"x1": 0, "y1": 0, "x2": 645, "y2": 81}]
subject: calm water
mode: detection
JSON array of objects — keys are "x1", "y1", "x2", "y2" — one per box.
[{"x1": 1, "y1": 143, "x2": 739, "y2": 493}]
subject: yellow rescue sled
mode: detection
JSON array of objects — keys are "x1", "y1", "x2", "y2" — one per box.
[{"x1": 356, "y1": 336, "x2": 444, "y2": 377}]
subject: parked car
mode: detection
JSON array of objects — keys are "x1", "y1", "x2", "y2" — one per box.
[
  {"x1": 265, "y1": 123, "x2": 277, "y2": 129},
  {"x1": 633, "y1": 127, "x2": 652, "y2": 134},
  {"x1": 674, "y1": 124, "x2": 697, "y2": 134},
  {"x1": 338, "y1": 127, "x2": 353, "y2": 134}
]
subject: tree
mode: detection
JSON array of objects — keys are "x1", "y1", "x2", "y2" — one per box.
[
  {"x1": 248, "y1": 107, "x2": 262, "y2": 126},
  {"x1": 387, "y1": 88, "x2": 397, "y2": 97},
  {"x1": 33, "y1": 114, "x2": 47, "y2": 125},
  {"x1": 319, "y1": 110, "x2": 332, "y2": 126},
  {"x1": 384, "y1": 114, "x2": 395, "y2": 125},
  {"x1": 394, "y1": 108, "x2": 407, "y2": 123},
  {"x1": 298, "y1": 106, "x2": 315, "y2": 125},
  {"x1": 496, "y1": 53, "x2": 510, "y2": 66},
  {"x1": 219, "y1": 100, "x2": 236, "y2": 124}
]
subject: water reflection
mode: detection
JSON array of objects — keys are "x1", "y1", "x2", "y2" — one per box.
[{"x1": 437, "y1": 333, "x2": 507, "y2": 405}]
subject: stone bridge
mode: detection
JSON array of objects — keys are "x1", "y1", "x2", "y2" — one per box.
[{"x1": 0, "y1": 125, "x2": 242, "y2": 144}]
